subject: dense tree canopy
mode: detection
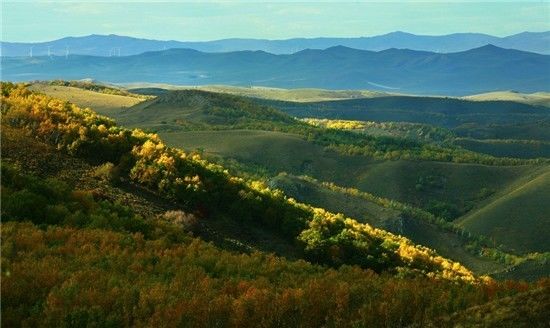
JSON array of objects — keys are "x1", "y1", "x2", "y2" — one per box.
[{"x1": 2, "y1": 82, "x2": 549, "y2": 327}]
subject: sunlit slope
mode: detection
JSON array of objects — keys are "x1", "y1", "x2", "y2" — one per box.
[
  {"x1": 115, "y1": 89, "x2": 545, "y2": 222},
  {"x1": 28, "y1": 83, "x2": 145, "y2": 116},
  {"x1": 29, "y1": 84, "x2": 550, "y2": 255},
  {"x1": 14, "y1": 82, "x2": 550, "y2": 277},
  {"x1": 463, "y1": 91, "x2": 550, "y2": 107},
  {"x1": 457, "y1": 167, "x2": 550, "y2": 253},
  {"x1": 268, "y1": 173, "x2": 505, "y2": 275}
]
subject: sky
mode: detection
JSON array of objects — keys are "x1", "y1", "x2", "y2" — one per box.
[{"x1": 2, "y1": 1, "x2": 549, "y2": 42}]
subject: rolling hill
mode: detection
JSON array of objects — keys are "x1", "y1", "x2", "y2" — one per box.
[
  {"x1": 28, "y1": 82, "x2": 145, "y2": 116},
  {"x1": 457, "y1": 167, "x2": 550, "y2": 254},
  {"x1": 21, "y1": 82, "x2": 550, "y2": 260},
  {"x1": 2, "y1": 81, "x2": 484, "y2": 282},
  {"x1": 258, "y1": 95, "x2": 550, "y2": 141},
  {"x1": 463, "y1": 91, "x2": 550, "y2": 107},
  {"x1": 268, "y1": 173, "x2": 506, "y2": 275},
  {"x1": 127, "y1": 84, "x2": 391, "y2": 102},
  {"x1": 2, "y1": 31, "x2": 549, "y2": 56},
  {"x1": 3, "y1": 45, "x2": 549, "y2": 95},
  {"x1": 113, "y1": 89, "x2": 549, "y2": 252}
]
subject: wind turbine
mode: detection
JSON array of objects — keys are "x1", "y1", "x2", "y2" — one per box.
[{"x1": 29, "y1": 46, "x2": 33, "y2": 57}]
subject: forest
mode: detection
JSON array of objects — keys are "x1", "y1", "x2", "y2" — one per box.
[{"x1": 2, "y1": 82, "x2": 550, "y2": 327}]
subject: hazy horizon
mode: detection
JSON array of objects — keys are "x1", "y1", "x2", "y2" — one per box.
[
  {"x1": 3, "y1": 30, "x2": 550, "y2": 44},
  {"x1": 3, "y1": 1, "x2": 550, "y2": 42}
]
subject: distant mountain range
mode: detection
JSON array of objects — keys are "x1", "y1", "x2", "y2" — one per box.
[
  {"x1": 1, "y1": 31, "x2": 550, "y2": 56},
  {"x1": 2, "y1": 44, "x2": 549, "y2": 95}
]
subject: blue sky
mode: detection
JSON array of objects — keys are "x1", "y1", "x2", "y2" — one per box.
[{"x1": 2, "y1": 1, "x2": 549, "y2": 42}]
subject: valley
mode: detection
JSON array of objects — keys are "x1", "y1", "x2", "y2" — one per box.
[
  {"x1": 3, "y1": 2, "x2": 550, "y2": 325},
  {"x1": 24, "y1": 81, "x2": 550, "y2": 279}
]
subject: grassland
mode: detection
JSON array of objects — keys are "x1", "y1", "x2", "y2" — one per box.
[
  {"x1": 463, "y1": 91, "x2": 550, "y2": 107},
  {"x1": 125, "y1": 83, "x2": 550, "y2": 107},
  {"x1": 454, "y1": 138, "x2": 550, "y2": 159},
  {"x1": 125, "y1": 83, "x2": 391, "y2": 101},
  {"x1": 28, "y1": 83, "x2": 145, "y2": 116},
  {"x1": 160, "y1": 129, "x2": 545, "y2": 231},
  {"x1": 457, "y1": 166, "x2": 550, "y2": 254}
]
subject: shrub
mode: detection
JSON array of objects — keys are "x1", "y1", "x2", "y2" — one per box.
[
  {"x1": 161, "y1": 210, "x2": 199, "y2": 233},
  {"x1": 92, "y1": 162, "x2": 117, "y2": 183},
  {"x1": 2, "y1": 189, "x2": 48, "y2": 223}
]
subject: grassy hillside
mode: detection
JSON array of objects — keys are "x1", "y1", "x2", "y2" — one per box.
[
  {"x1": 352, "y1": 160, "x2": 538, "y2": 219},
  {"x1": 457, "y1": 167, "x2": 550, "y2": 253},
  {"x1": 303, "y1": 118, "x2": 550, "y2": 159},
  {"x1": 128, "y1": 84, "x2": 391, "y2": 102},
  {"x1": 260, "y1": 96, "x2": 550, "y2": 158},
  {"x1": 28, "y1": 83, "x2": 146, "y2": 116},
  {"x1": 454, "y1": 138, "x2": 550, "y2": 159},
  {"x1": 161, "y1": 129, "x2": 540, "y2": 221},
  {"x1": 116, "y1": 89, "x2": 296, "y2": 132},
  {"x1": 259, "y1": 96, "x2": 549, "y2": 129},
  {"x1": 453, "y1": 121, "x2": 550, "y2": 142},
  {"x1": 463, "y1": 91, "x2": 550, "y2": 107}
]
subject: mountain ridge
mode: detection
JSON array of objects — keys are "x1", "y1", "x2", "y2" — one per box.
[
  {"x1": 2, "y1": 31, "x2": 549, "y2": 56},
  {"x1": 3, "y1": 44, "x2": 549, "y2": 95}
]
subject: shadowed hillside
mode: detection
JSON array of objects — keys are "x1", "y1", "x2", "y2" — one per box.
[
  {"x1": 457, "y1": 167, "x2": 550, "y2": 253},
  {"x1": 258, "y1": 96, "x2": 549, "y2": 130}
]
